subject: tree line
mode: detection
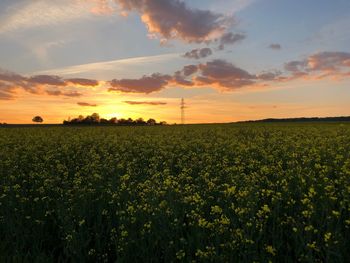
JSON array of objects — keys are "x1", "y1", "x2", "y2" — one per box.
[
  {"x1": 63, "y1": 113, "x2": 167, "y2": 126},
  {"x1": 239, "y1": 116, "x2": 350, "y2": 123}
]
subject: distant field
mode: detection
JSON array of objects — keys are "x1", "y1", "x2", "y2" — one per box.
[{"x1": 1, "y1": 123, "x2": 350, "y2": 262}]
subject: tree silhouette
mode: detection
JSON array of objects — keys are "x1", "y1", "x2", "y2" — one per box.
[
  {"x1": 32, "y1": 116, "x2": 43, "y2": 123},
  {"x1": 63, "y1": 113, "x2": 166, "y2": 126},
  {"x1": 147, "y1": 118, "x2": 156, "y2": 125}
]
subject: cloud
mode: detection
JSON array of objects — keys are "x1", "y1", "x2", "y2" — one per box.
[
  {"x1": 107, "y1": 59, "x2": 281, "y2": 93},
  {"x1": 114, "y1": 0, "x2": 232, "y2": 43},
  {"x1": 0, "y1": 68, "x2": 90, "y2": 98},
  {"x1": 0, "y1": 91, "x2": 14, "y2": 100},
  {"x1": 90, "y1": 0, "x2": 115, "y2": 15},
  {"x1": 182, "y1": 65, "x2": 199, "y2": 76},
  {"x1": 77, "y1": 102, "x2": 98, "y2": 106},
  {"x1": 29, "y1": 75, "x2": 66, "y2": 86},
  {"x1": 268, "y1": 43, "x2": 282, "y2": 50},
  {"x1": 256, "y1": 71, "x2": 282, "y2": 81},
  {"x1": 123, "y1": 101, "x2": 167, "y2": 105},
  {"x1": 183, "y1": 48, "x2": 213, "y2": 59},
  {"x1": 0, "y1": 69, "x2": 26, "y2": 82},
  {"x1": 33, "y1": 53, "x2": 180, "y2": 77},
  {"x1": 218, "y1": 32, "x2": 245, "y2": 50},
  {"x1": 0, "y1": 69, "x2": 41, "y2": 94},
  {"x1": 173, "y1": 71, "x2": 195, "y2": 86},
  {"x1": 307, "y1": 52, "x2": 350, "y2": 71},
  {"x1": 3, "y1": 50, "x2": 350, "y2": 100},
  {"x1": 194, "y1": 59, "x2": 255, "y2": 89},
  {"x1": 106, "y1": 51, "x2": 350, "y2": 94},
  {"x1": 0, "y1": 0, "x2": 95, "y2": 34},
  {"x1": 284, "y1": 60, "x2": 307, "y2": 73},
  {"x1": 66, "y1": 78, "x2": 100, "y2": 86},
  {"x1": 175, "y1": 60, "x2": 282, "y2": 90},
  {"x1": 46, "y1": 89, "x2": 83, "y2": 97},
  {"x1": 109, "y1": 73, "x2": 172, "y2": 93},
  {"x1": 62, "y1": 91, "x2": 83, "y2": 97},
  {"x1": 0, "y1": 81, "x2": 16, "y2": 100},
  {"x1": 284, "y1": 51, "x2": 350, "y2": 79},
  {"x1": 46, "y1": 89, "x2": 63, "y2": 96}
]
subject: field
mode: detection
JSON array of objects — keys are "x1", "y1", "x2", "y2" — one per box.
[{"x1": 1, "y1": 123, "x2": 350, "y2": 262}]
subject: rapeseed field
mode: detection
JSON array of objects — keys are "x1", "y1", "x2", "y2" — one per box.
[{"x1": 0, "y1": 123, "x2": 349, "y2": 262}]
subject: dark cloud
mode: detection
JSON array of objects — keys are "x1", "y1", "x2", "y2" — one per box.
[
  {"x1": 28, "y1": 75, "x2": 66, "y2": 86},
  {"x1": 115, "y1": 0, "x2": 231, "y2": 43},
  {"x1": 0, "y1": 69, "x2": 41, "y2": 94},
  {"x1": 77, "y1": 102, "x2": 98, "y2": 107},
  {"x1": 199, "y1": 59, "x2": 253, "y2": 80},
  {"x1": 174, "y1": 60, "x2": 280, "y2": 90},
  {"x1": 45, "y1": 89, "x2": 83, "y2": 97},
  {"x1": 218, "y1": 32, "x2": 245, "y2": 50},
  {"x1": 0, "y1": 70, "x2": 26, "y2": 82},
  {"x1": 182, "y1": 65, "x2": 198, "y2": 76},
  {"x1": 63, "y1": 91, "x2": 83, "y2": 97},
  {"x1": 183, "y1": 48, "x2": 212, "y2": 59},
  {"x1": 2, "y1": 50, "x2": 350, "y2": 99},
  {"x1": 67, "y1": 78, "x2": 99, "y2": 86},
  {"x1": 172, "y1": 64, "x2": 198, "y2": 86},
  {"x1": 46, "y1": 89, "x2": 62, "y2": 96},
  {"x1": 124, "y1": 101, "x2": 167, "y2": 105},
  {"x1": 107, "y1": 59, "x2": 257, "y2": 92},
  {"x1": 256, "y1": 71, "x2": 282, "y2": 81},
  {"x1": 306, "y1": 51, "x2": 350, "y2": 71},
  {"x1": 180, "y1": 59, "x2": 257, "y2": 90},
  {"x1": 0, "y1": 69, "x2": 99, "y2": 99},
  {"x1": 284, "y1": 60, "x2": 307, "y2": 73},
  {"x1": 109, "y1": 73, "x2": 172, "y2": 93},
  {"x1": 173, "y1": 71, "x2": 195, "y2": 86},
  {"x1": 269, "y1": 44, "x2": 282, "y2": 50},
  {"x1": 284, "y1": 51, "x2": 350, "y2": 79}
]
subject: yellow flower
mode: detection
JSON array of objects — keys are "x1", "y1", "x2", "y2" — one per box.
[
  {"x1": 176, "y1": 250, "x2": 185, "y2": 260},
  {"x1": 265, "y1": 245, "x2": 276, "y2": 256},
  {"x1": 211, "y1": 205, "x2": 223, "y2": 214},
  {"x1": 262, "y1": 204, "x2": 271, "y2": 213},
  {"x1": 324, "y1": 232, "x2": 332, "y2": 242},
  {"x1": 332, "y1": 210, "x2": 340, "y2": 217}
]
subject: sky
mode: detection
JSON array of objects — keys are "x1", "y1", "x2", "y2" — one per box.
[{"x1": 0, "y1": 0, "x2": 349, "y2": 124}]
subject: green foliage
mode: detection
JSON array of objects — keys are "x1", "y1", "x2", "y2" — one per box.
[{"x1": 0, "y1": 123, "x2": 350, "y2": 262}]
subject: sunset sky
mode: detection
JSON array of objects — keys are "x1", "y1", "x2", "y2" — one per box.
[{"x1": 1, "y1": 0, "x2": 350, "y2": 124}]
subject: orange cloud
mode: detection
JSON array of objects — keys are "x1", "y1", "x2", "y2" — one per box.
[{"x1": 124, "y1": 101, "x2": 167, "y2": 105}]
